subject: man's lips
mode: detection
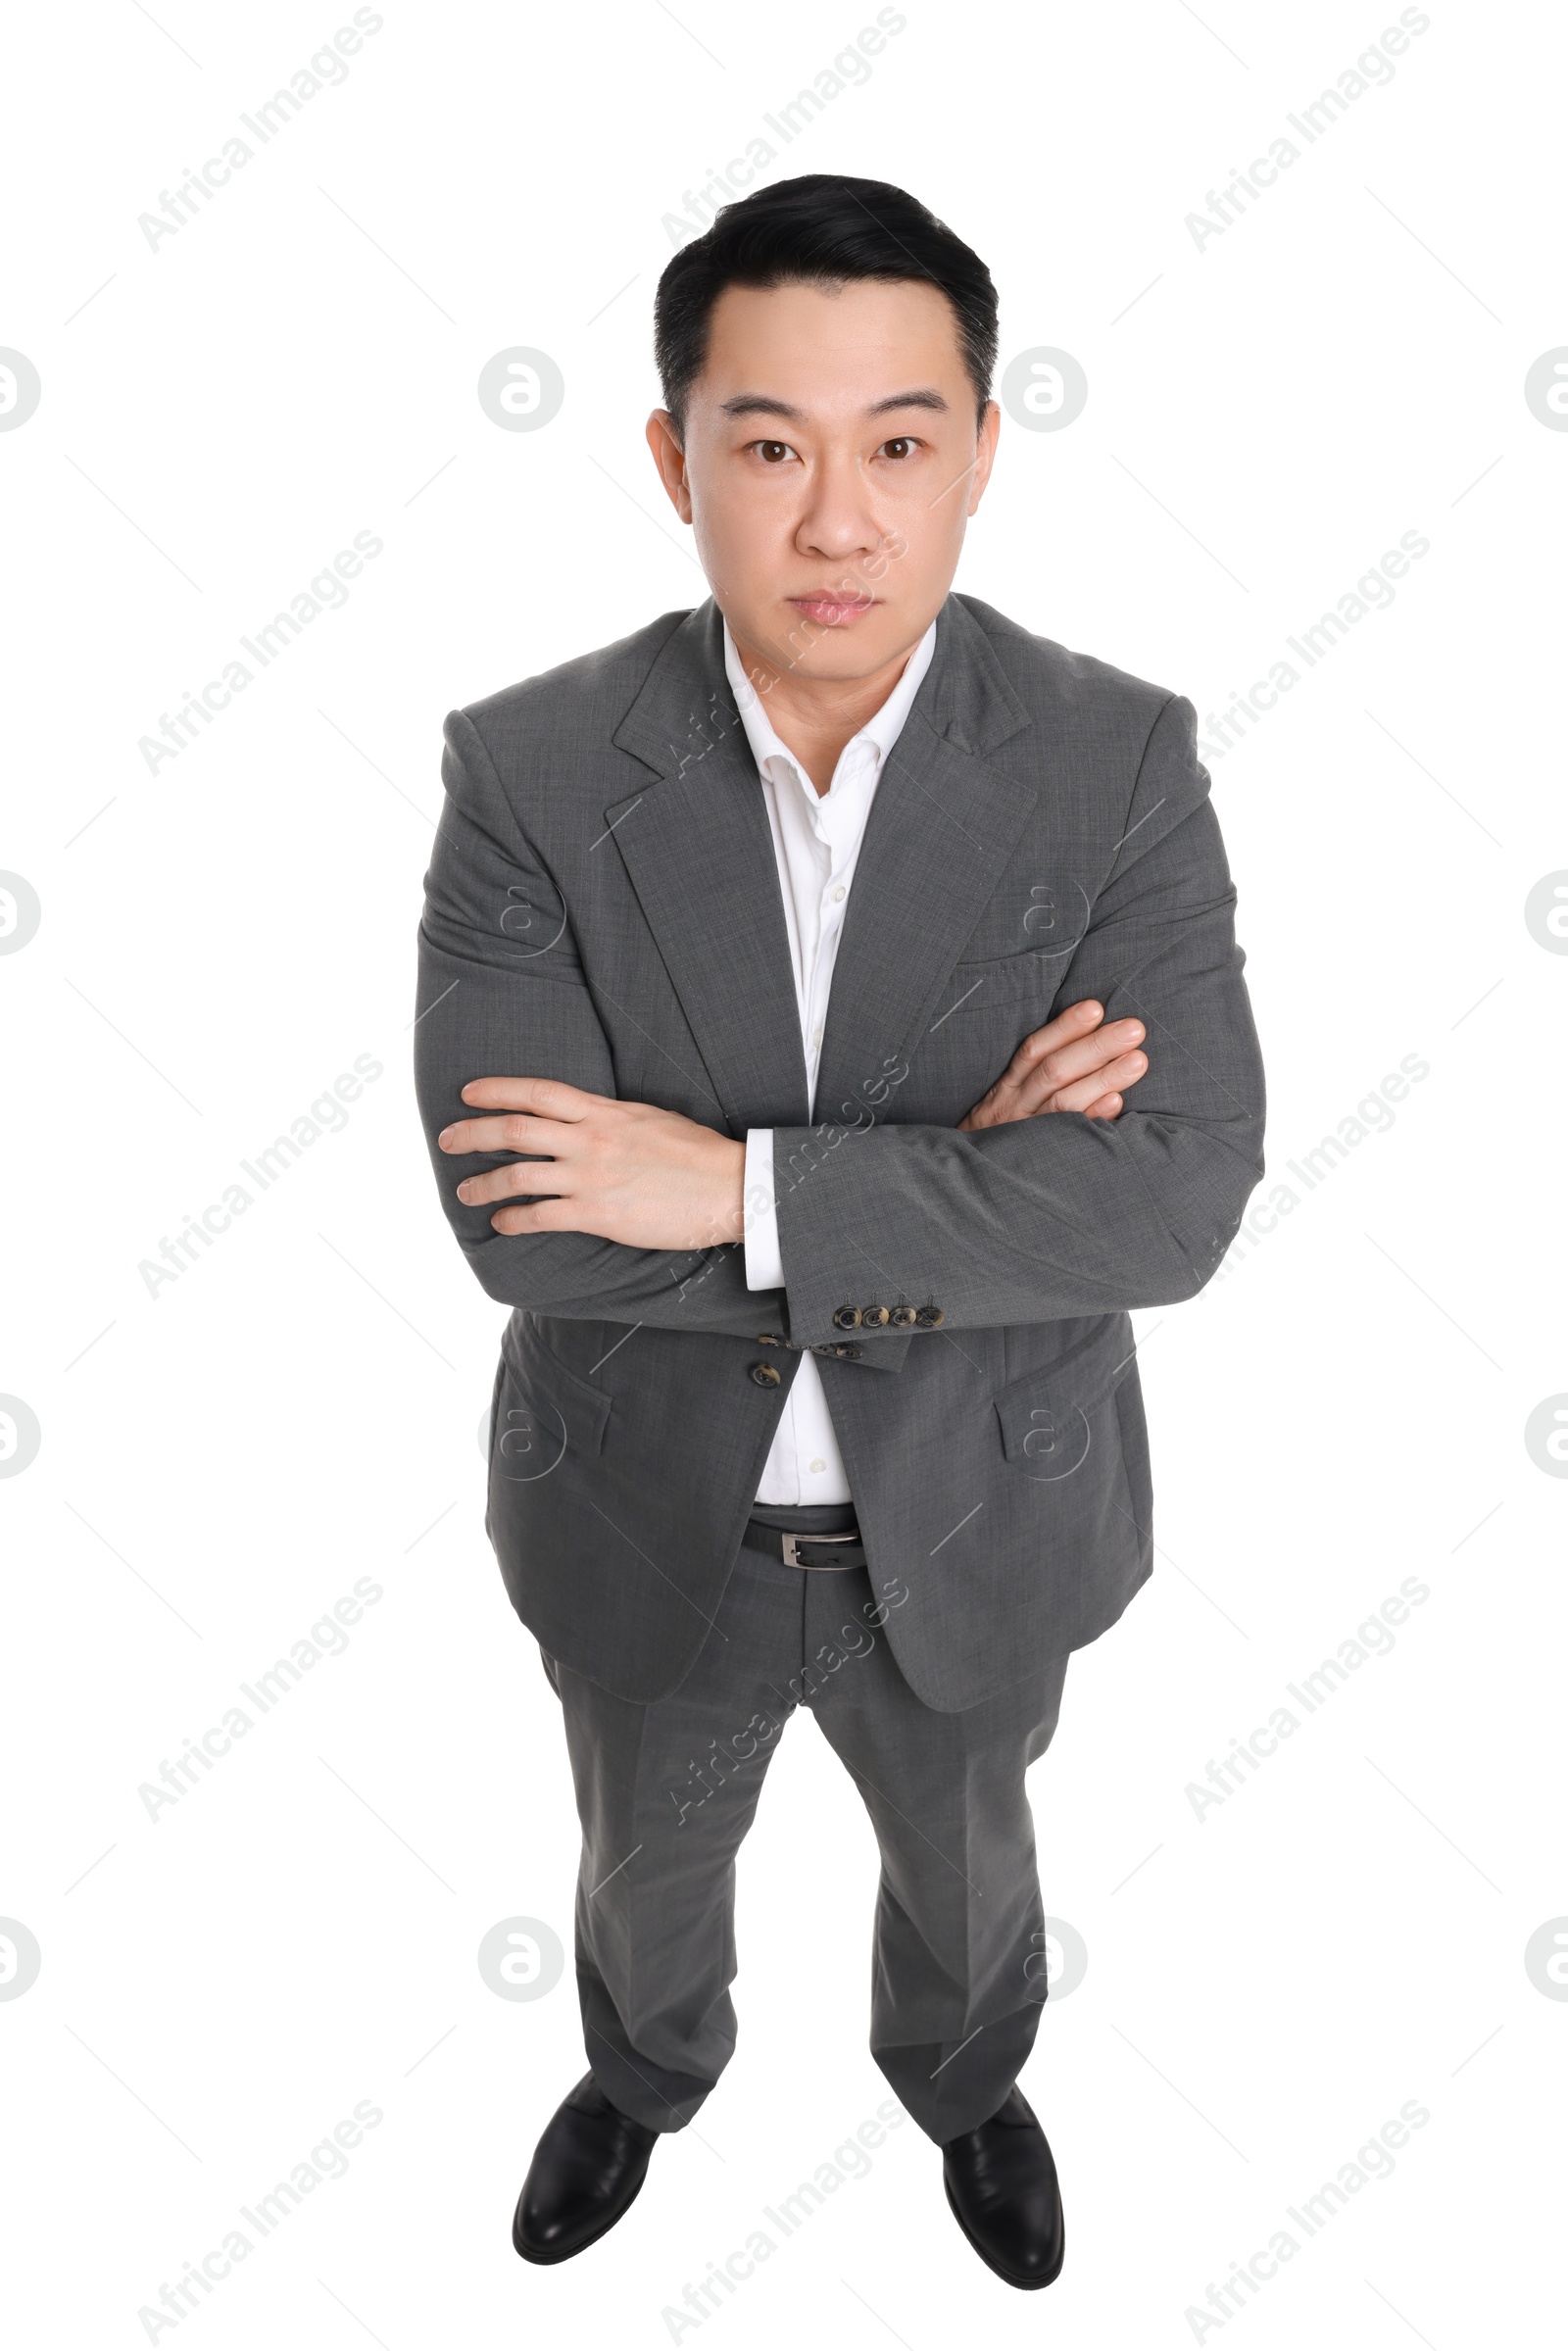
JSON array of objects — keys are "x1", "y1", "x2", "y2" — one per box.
[{"x1": 786, "y1": 592, "x2": 879, "y2": 626}]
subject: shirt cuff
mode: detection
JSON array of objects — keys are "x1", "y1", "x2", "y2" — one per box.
[{"x1": 742, "y1": 1130, "x2": 785, "y2": 1292}]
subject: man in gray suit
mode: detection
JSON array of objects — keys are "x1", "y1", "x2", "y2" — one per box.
[{"x1": 416, "y1": 174, "x2": 1264, "y2": 2289}]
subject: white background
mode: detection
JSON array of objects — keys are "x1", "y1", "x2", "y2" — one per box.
[{"x1": 3, "y1": 2, "x2": 1564, "y2": 2344}]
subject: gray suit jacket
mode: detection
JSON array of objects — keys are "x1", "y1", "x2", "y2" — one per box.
[{"x1": 415, "y1": 593, "x2": 1264, "y2": 1710}]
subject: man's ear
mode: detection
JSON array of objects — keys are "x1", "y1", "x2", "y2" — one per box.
[
  {"x1": 965, "y1": 400, "x2": 1002, "y2": 517},
  {"x1": 646, "y1": 411, "x2": 692, "y2": 522}
]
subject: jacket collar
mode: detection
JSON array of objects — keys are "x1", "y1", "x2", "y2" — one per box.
[
  {"x1": 605, "y1": 595, "x2": 1039, "y2": 1134},
  {"x1": 612, "y1": 593, "x2": 1029, "y2": 778}
]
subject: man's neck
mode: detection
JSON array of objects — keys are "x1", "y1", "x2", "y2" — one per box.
[{"x1": 728, "y1": 628, "x2": 922, "y2": 795}]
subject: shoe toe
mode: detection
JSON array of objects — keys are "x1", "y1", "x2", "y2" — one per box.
[
  {"x1": 943, "y1": 2110, "x2": 1064, "y2": 2291},
  {"x1": 514, "y1": 2188, "x2": 586, "y2": 2261},
  {"x1": 1004, "y1": 2214, "x2": 1064, "y2": 2281},
  {"x1": 513, "y1": 2077, "x2": 658, "y2": 2264}
]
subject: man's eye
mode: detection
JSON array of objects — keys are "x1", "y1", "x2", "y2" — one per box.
[
  {"x1": 880, "y1": 437, "x2": 917, "y2": 460},
  {"x1": 753, "y1": 440, "x2": 794, "y2": 464}
]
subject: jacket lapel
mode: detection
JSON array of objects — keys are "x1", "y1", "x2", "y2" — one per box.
[
  {"x1": 813, "y1": 598, "x2": 1038, "y2": 1118},
  {"x1": 608, "y1": 603, "x2": 809, "y2": 1132},
  {"x1": 605, "y1": 594, "x2": 1038, "y2": 1136}
]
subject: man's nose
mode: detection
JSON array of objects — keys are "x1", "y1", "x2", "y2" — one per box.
[{"x1": 794, "y1": 453, "x2": 885, "y2": 563}]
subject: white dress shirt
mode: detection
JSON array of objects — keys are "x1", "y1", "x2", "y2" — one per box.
[{"x1": 729, "y1": 615, "x2": 939, "y2": 1505}]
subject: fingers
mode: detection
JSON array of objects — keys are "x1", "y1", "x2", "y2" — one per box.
[
  {"x1": 1001, "y1": 1035, "x2": 1147, "y2": 1122},
  {"x1": 960, "y1": 1037, "x2": 1149, "y2": 1129},
  {"x1": 439, "y1": 1109, "x2": 573, "y2": 1158},
  {"x1": 959, "y1": 1002, "x2": 1123, "y2": 1130},
  {"x1": 989, "y1": 1007, "x2": 1142, "y2": 1114},
  {"x1": 1016, "y1": 1014, "x2": 1145, "y2": 1092},
  {"x1": 961, "y1": 1003, "x2": 1102, "y2": 1127},
  {"x1": 1003, "y1": 999, "x2": 1102, "y2": 1079},
  {"x1": 447, "y1": 1075, "x2": 604, "y2": 1126},
  {"x1": 457, "y1": 1156, "x2": 567, "y2": 1206},
  {"x1": 1042, "y1": 1050, "x2": 1149, "y2": 1117},
  {"x1": 491, "y1": 1197, "x2": 573, "y2": 1235}
]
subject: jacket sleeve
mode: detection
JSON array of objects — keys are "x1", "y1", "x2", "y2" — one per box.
[
  {"x1": 767, "y1": 694, "x2": 1266, "y2": 1342},
  {"x1": 414, "y1": 708, "x2": 785, "y2": 1339}
]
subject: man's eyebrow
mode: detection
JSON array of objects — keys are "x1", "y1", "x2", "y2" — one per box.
[
  {"x1": 866, "y1": 388, "x2": 949, "y2": 416},
  {"x1": 718, "y1": 394, "x2": 807, "y2": 420},
  {"x1": 717, "y1": 387, "x2": 951, "y2": 422}
]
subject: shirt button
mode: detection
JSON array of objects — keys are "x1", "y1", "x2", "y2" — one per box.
[
  {"x1": 809, "y1": 1457, "x2": 826, "y2": 1474},
  {"x1": 831, "y1": 884, "x2": 846, "y2": 902},
  {"x1": 811, "y1": 1023, "x2": 823, "y2": 1048}
]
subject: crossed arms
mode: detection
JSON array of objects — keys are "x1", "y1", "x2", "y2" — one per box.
[
  {"x1": 438, "y1": 995, "x2": 1147, "y2": 1247},
  {"x1": 416, "y1": 697, "x2": 1265, "y2": 1345}
]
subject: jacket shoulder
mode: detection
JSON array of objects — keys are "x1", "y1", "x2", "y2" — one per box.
[
  {"x1": 455, "y1": 609, "x2": 693, "y2": 753},
  {"x1": 953, "y1": 593, "x2": 1181, "y2": 740}
]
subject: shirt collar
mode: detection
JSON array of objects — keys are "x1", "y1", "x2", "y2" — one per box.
[{"x1": 722, "y1": 614, "x2": 938, "y2": 792}]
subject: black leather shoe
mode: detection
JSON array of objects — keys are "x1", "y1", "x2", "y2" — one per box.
[
  {"x1": 513, "y1": 2073, "x2": 660, "y2": 2264},
  {"x1": 942, "y1": 2084, "x2": 1064, "y2": 2289}
]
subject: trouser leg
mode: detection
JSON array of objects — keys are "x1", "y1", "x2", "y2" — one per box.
[
  {"x1": 541, "y1": 1543, "x2": 807, "y2": 2131},
  {"x1": 800, "y1": 1566, "x2": 1071, "y2": 2145}
]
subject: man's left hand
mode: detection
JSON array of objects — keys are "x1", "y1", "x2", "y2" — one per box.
[{"x1": 440, "y1": 1077, "x2": 745, "y2": 1251}]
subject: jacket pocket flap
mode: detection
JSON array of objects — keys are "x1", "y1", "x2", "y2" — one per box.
[
  {"x1": 942, "y1": 946, "x2": 1070, "y2": 1015},
  {"x1": 994, "y1": 1323, "x2": 1137, "y2": 1473},
  {"x1": 499, "y1": 1322, "x2": 612, "y2": 1462}
]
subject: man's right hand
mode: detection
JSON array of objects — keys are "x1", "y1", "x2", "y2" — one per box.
[{"x1": 959, "y1": 1000, "x2": 1148, "y2": 1132}]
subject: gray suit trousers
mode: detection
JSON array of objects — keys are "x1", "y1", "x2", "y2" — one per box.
[{"x1": 542, "y1": 1526, "x2": 1070, "y2": 2146}]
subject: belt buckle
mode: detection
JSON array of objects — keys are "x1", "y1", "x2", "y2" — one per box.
[{"x1": 781, "y1": 1530, "x2": 857, "y2": 1569}]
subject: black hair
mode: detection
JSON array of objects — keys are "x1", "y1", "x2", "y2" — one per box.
[{"x1": 653, "y1": 173, "x2": 998, "y2": 437}]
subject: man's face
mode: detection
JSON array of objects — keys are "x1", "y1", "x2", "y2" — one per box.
[{"x1": 647, "y1": 276, "x2": 999, "y2": 680}]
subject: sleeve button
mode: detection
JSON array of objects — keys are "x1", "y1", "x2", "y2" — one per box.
[{"x1": 832, "y1": 1305, "x2": 862, "y2": 1330}]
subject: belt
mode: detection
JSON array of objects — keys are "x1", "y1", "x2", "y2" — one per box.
[{"x1": 745, "y1": 1519, "x2": 866, "y2": 1571}]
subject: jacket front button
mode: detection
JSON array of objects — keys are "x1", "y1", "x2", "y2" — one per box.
[
  {"x1": 861, "y1": 1304, "x2": 890, "y2": 1328},
  {"x1": 832, "y1": 1305, "x2": 862, "y2": 1330},
  {"x1": 749, "y1": 1361, "x2": 781, "y2": 1387}
]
